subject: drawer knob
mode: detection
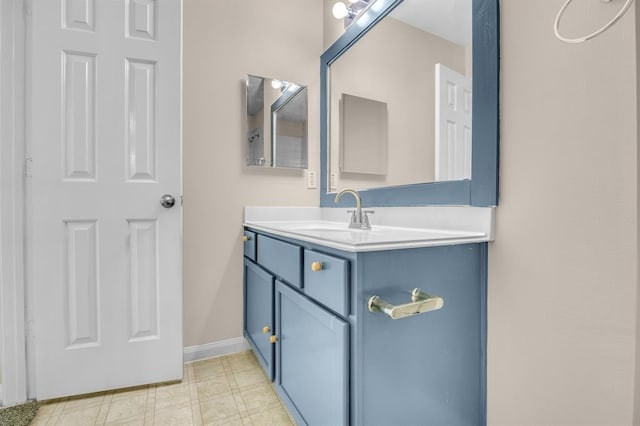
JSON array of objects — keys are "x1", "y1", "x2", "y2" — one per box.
[
  {"x1": 242, "y1": 235, "x2": 251, "y2": 242},
  {"x1": 311, "y1": 261, "x2": 323, "y2": 272},
  {"x1": 262, "y1": 326, "x2": 270, "y2": 334},
  {"x1": 269, "y1": 335, "x2": 278, "y2": 344}
]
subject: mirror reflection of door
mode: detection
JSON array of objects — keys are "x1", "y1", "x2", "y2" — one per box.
[{"x1": 245, "y1": 74, "x2": 308, "y2": 169}]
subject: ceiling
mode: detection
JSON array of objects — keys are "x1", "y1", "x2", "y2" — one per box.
[{"x1": 389, "y1": 0, "x2": 472, "y2": 47}]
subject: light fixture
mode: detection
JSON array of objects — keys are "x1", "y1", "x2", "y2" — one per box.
[
  {"x1": 332, "y1": 2, "x2": 350, "y2": 19},
  {"x1": 332, "y1": 0, "x2": 371, "y2": 27},
  {"x1": 271, "y1": 79, "x2": 282, "y2": 90}
]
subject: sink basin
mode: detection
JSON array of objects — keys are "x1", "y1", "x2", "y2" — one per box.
[
  {"x1": 244, "y1": 220, "x2": 488, "y2": 252},
  {"x1": 278, "y1": 223, "x2": 354, "y2": 233}
]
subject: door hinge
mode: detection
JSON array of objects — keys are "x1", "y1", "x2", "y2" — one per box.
[{"x1": 24, "y1": 158, "x2": 33, "y2": 177}]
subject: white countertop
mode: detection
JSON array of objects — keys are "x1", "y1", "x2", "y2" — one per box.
[{"x1": 244, "y1": 206, "x2": 495, "y2": 252}]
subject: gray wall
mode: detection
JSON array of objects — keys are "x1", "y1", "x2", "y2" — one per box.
[
  {"x1": 489, "y1": 1, "x2": 639, "y2": 424},
  {"x1": 183, "y1": 0, "x2": 322, "y2": 347}
]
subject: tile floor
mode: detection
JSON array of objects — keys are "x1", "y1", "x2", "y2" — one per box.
[{"x1": 31, "y1": 351, "x2": 295, "y2": 425}]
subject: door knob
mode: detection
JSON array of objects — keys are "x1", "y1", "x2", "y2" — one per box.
[{"x1": 160, "y1": 194, "x2": 176, "y2": 208}]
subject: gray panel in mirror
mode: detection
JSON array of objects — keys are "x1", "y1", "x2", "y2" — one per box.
[
  {"x1": 245, "y1": 74, "x2": 308, "y2": 169},
  {"x1": 328, "y1": 0, "x2": 472, "y2": 191},
  {"x1": 340, "y1": 94, "x2": 388, "y2": 175}
]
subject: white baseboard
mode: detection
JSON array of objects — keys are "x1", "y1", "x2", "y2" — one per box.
[{"x1": 183, "y1": 337, "x2": 250, "y2": 363}]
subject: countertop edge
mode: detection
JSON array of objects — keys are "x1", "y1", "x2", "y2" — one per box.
[{"x1": 244, "y1": 222, "x2": 491, "y2": 253}]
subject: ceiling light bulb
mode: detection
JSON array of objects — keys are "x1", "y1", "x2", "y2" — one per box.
[
  {"x1": 271, "y1": 80, "x2": 282, "y2": 89},
  {"x1": 332, "y1": 2, "x2": 349, "y2": 19}
]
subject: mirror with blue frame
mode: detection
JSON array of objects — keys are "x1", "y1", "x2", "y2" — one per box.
[{"x1": 321, "y1": 0, "x2": 499, "y2": 207}]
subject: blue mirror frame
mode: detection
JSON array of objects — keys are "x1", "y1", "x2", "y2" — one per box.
[{"x1": 320, "y1": 0, "x2": 499, "y2": 207}]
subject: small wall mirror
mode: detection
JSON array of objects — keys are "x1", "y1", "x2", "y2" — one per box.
[{"x1": 246, "y1": 74, "x2": 308, "y2": 169}]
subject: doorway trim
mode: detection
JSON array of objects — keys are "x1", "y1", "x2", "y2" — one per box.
[{"x1": 0, "y1": 0, "x2": 28, "y2": 407}]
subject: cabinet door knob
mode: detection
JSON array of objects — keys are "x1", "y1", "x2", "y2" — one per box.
[
  {"x1": 311, "y1": 261, "x2": 323, "y2": 272},
  {"x1": 262, "y1": 326, "x2": 270, "y2": 334},
  {"x1": 243, "y1": 235, "x2": 250, "y2": 242},
  {"x1": 269, "y1": 335, "x2": 278, "y2": 344}
]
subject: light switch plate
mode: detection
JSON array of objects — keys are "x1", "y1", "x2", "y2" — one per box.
[
  {"x1": 330, "y1": 173, "x2": 337, "y2": 191},
  {"x1": 306, "y1": 170, "x2": 317, "y2": 189}
]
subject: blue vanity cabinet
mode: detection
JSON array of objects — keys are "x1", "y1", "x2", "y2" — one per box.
[
  {"x1": 352, "y1": 243, "x2": 486, "y2": 426},
  {"x1": 275, "y1": 281, "x2": 349, "y2": 425},
  {"x1": 243, "y1": 259, "x2": 275, "y2": 380},
  {"x1": 243, "y1": 227, "x2": 487, "y2": 426}
]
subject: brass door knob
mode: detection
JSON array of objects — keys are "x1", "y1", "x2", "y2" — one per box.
[
  {"x1": 242, "y1": 235, "x2": 250, "y2": 242},
  {"x1": 311, "y1": 261, "x2": 323, "y2": 272},
  {"x1": 269, "y1": 335, "x2": 278, "y2": 344},
  {"x1": 262, "y1": 326, "x2": 270, "y2": 334}
]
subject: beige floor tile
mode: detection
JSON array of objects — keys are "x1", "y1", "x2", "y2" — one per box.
[
  {"x1": 95, "y1": 393, "x2": 114, "y2": 424},
  {"x1": 199, "y1": 392, "x2": 241, "y2": 424},
  {"x1": 196, "y1": 374, "x2": 234, "y2": 401},
  {"x1": 237, "y1": 383, "x2": 282, "y2": 412},
  {"x1": 54, "y1": 404, "x2": 102, "y2": 425},
  {"x1": 153, "y1": 402, "x2": 194, "y2": 425},
  {"x1": 63, "y1": 392, "x2": 107, "y2": 412},
  {"x1": 144, "y1": 386, "x2": 157, "y2": 418},
  {"x1": 105, "y1": 417, "x2": 146, "y2": 426},
  {"x1": 247, "y1": 406, "x2": 294, "y2": 426},
  {"x1": 185, "y1": 363, "x2": 197, "y2": 383},
  {"x1": 31, "y1": 351, "x2": 293, "y2": 426},
  {"x1": 232, "y1": 392, "x2": 248, "y2": 413},
  {"x1": 194, "y1": 358, "x2": 228, "y2": 381},
  {"x1": 155, "y1": 381, "x2": 191, "y2": 410},
  {"x1": 110, "y1": 385, "x2": 150, "y2": 401},
  {"x1": 34, "y1": 400, "x2": 67, "y2": 419},
  {"x1": 225, "y1": 352, "x2": 259, "y2": 373},
  {"x1": 105, "y1": 393, "x2": 148, "y2": 424},
  {"x1": 232, "y1": 368, "x2": 270, "y2": 390},
  {"x1": 30, "y1": 416, "x2": 57, "y2": 426},
  {"x1": 201, "y1": 413, "x2": 243, "y2": 426}
]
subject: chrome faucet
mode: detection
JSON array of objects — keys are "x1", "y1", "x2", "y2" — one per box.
[{"x1": 334, "y1": 188, "x2": 374, "y2": 229}]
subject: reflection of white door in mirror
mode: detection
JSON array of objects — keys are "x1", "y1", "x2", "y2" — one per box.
[{"x1": 435, "y1": 63, "x2": 472, "y2": 181}]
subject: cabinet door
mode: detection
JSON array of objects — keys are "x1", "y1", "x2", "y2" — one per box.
[
  {"x1": 275, "y1": 281, "x2": 348, "y2": 426},
  {"x1": 244, "y1": 259, "x2": 274, "y2": 380},
  {"x1": 359, "y1": 244, "x2": 485, "y2": 426}
]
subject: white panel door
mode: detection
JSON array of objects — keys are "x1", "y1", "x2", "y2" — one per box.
[
  {"x1": 28, "y1": 0, "x2": 182, "y2": 399},
  {"x1": 435, "y1": 63, "x2": 472, "y2": 181}
]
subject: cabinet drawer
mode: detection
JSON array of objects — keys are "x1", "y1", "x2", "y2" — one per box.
[
  {"x1": 257, "y1": 234, "x2": 302, "y2": 288},
  {"x1": 243, "y1": 230, "x2": 256, "y2": 261},
  {"x1": 304, "y1": 250, "x2": 349, "y2": 316}
]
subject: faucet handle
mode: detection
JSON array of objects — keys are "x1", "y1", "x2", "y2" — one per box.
[
  {"x1": 346, "y1": 210, "x2": 360, "y2": 228},
  {"x1": 362, "y1": 210, "x2": 375, "y2": 230}
]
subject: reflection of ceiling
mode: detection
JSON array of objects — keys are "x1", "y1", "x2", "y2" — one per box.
[
  {"x1": 247, "y1": 76, "x2": 307, "y2": 123},
  {"x1": 389, "y1": 0, "x2": 472, "y2": 47},
  {"x1": 277, "y1": 88, "x2": 307, "y2": 123}
]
